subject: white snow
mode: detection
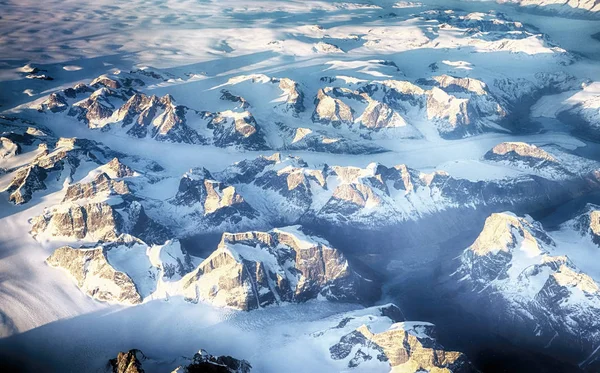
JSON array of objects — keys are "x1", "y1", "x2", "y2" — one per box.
[{"x1": 1, "y1": 0, "x2": 600, "y2": 371}]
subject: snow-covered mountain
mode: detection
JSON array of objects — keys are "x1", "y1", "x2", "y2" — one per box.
[
  {"x1": 1, "y1": 0, "x2": 600, "y2": 372},
  {"x1": 499, "y1": 0, "x2": 600, "y2": 18},
  {"x1": 109, "y1": 348, "x2": 251, "y2": 373},
  {"x1": 45, "y1": 226, "x2": 378, "y2": 310},
  {"x1": 454, "y1": 212, "x2": 600, "y2": 365},
  {"x1": 105, "y1": 303, "x2": 475, "y2": 373},
  {"x1": 321, "y1": 304, "x2": 476, "y2": 372}
]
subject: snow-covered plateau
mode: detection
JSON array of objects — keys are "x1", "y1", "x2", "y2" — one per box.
[{"x1": 1, "y1": 0, "x2": 600, "y2": 372}]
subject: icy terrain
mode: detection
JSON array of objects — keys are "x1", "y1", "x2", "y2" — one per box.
[{"x1": 1, "y1": 0, "x2": 600, "y2": 372}]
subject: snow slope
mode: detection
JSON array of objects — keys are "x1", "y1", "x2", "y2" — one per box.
[{"x1": 1, "y1": 0, "x2": 600, "y2": 372}]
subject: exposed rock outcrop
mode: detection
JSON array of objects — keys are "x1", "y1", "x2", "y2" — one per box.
[
  {"x1": 167, "y1": 167, "x2": 258, "y2": 232},
  {"x1": 31, "y1": 199, "x2": 170, "y2": 245},
  {"x1": 0, "y1": 137, "x2": 20, "y2": 159},
  {"x1": 207, "y1": 111, "x2": 268, "y2": 150},
  {"x1": 108, "y1": 348, "x2": 251, "y2": 373},
  {"x1": 109, "y1": 349, "x2": 145, "y2": 373},
  {"x1": 119, "y1": 94, "x2": 204, "y2": 144},
  {"x1": 181, "y1": 226, "x2": 379, "y2": 310},
  {"x1": 331, "y1": 322, "x2": 475, "y2": 372},
  {"x1": 455, "y1": 212, "x2": 600, "y2": 363},
  {"x1": 6, "y1": 165, "x2": 48, "y2": 205},
  {"x1": 2, "y1": 137, "x2": 127, "y2": 204},
  {"x1": 47, "y1": 245, "x2": 142, "y2": 305},
  {"x1": 177, "y1": 350, "x2": 252, "y2": 373},
  {"x1": 313, "y1": 304, "x2": 475, "y2": 372}
]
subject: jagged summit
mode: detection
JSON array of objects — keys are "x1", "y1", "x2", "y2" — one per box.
[
  {"x1": 180, "y1": 226, "x2": 380, "y2": 310},
  {"x1": 109, "y1": 348, "x2": 251, "y2": 373},
  {"x1": 1, "y1": 1, "x2": 600, "y2": 371},
  {"x1": 456, "y1": 212, "x2": 600, "y2": 362}
]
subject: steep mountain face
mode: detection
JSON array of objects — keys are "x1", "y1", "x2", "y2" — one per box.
[
  {"x1": 1, "y1": 136, "x2": 125, "y2": 205},
  {"x1": 47, "y1": 239, "x2": 192, "y2": 304},
  {"x1": 116, "y1": 93, "x2": 204, "y2": 144},
  {"x1": 47, "y1": 245, "x2": 143, "y2": 305},
  {"x1": 331, "y1": 323, "x2": 475, "y2": 372},
  {"x1": 31, "y1": 198, "x2": 170, "y2": 245},
  {"x1": 312, "y1": 75, "x2": 506, "y2": 139},
  {"x1": 63, "y1": 171, "x2": 130, "y2": 202},
  {"x1": 313, "y1": 71, "x2": 580, "y2": 142},
  {"x1": 3, "y1": 1, "x2": 600, "y2": 371},
  {"x1": 454, "y1": 212, "x2": 600, "y2": 363},
  {"x1": 44, "y1": 226, "x2": 376, "y2": 309},
  {"x1": 313, "y1": 304, "x2": 476, "y2": 373},
  {"x1": 206, "y1": 110, "x2": 268, "y2": 150},
  {"x1": 109, "y1": 348, "x2": 251, "y2": 373},
  {"x1": 175, "y1": 350, "x2": 252, "y2": 373},
  {"x1": 217, "y1": 152, "x2": 600, "y2": 250},
  {"x1": 26, "y1": 155, "x2": 170, "y2": 245},
  {"x1": 181, "y1": 226, "x2": 379, "y2": 310},
  {"x1": 35, "y1": 72, "x2": 270, "y2": 150},
  {"x1": 165, "y1": 167, "x2": 259, "y2": 234},
  {"x1": 6, "y1": 164, "x2": 48, "y2": 205},
  {"x1": 109, "y1": 349, "x2": 145, "y2": 373}
]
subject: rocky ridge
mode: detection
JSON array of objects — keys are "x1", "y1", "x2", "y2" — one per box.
[
  {"x1": 109, "y1": 348, "x2": 251, "y2": 373},
  {"x1": 455, "y1": 212, "x2": 600, "y2": 363}
]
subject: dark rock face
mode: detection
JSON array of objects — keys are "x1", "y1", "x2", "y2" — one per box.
[
  {"x1": 182, "y1": 227, "x2": 380, "y2": 310},
  {"x1": 108, "y1": 349, "x2": 251, "y2": 373},
  {"x1": 212, "y1": 153, "x2": 600, "y2": 254},
  {"x1": 120, "y1": 94, "x2": 205, "y2": 144},
  {"x1": 170, "y1": 167, "x2": 258, "y2": 226},
  {"x1": 31, "y1": 202, "x2": 123, "y2": 241},
  {"x1": 184, "y1": 350, "x2": 252, "y2": 373},
  {"x1": 1, "y1": 134, "x2": 128, "y2": 204},
  {"x1": 312, "y1": 87, "x2": 360, "y2": 127},
  {"x1": 275, "y1": 77, "x2": 305, "y2": 114},
  {"x1": 68, "y1": 88, "x2": 121, "y2": 125},
  {"x1": 331, "y1": 323, "x2": 476, "y2": 372},
  {"x1": 6, "y1": 165, "x2": 48, "y2": 205},
  {"x1": 91, "y1": 76, "x2": 122, "y2": 90},
  {"x1": 483, "y1": 142, "x2": 571, "y2": 177},
  {"x1": 207, "y1": 111, "x2": 268, "y2": 150},
  {"x1": 126, "y1": 200, "x2": 172, "y2": 245},
  {"x1": 220, "y1": 153, "x2": 600, "y2": 232},
  {"x1": 63, "y1": 83, "x2": 94, "y2": 99},
  {"x1": 38, "y1": 93, "x2": 68, "y2": 113},
  {"x1": 36, "y1": 74, "x2": 274, "y2": 149},
  {"x1": 220, "y1": 90, "x2": 250, "y2": 109},
  {"x1": 217, "y1": 153, "x2": 283, "y2": 185},
  {"x1": 557, "y1": 103, "x2": 600, "y2": 142},
  {"x1": 109, "y1": 350, "x2": 145, "y2": 373},
  {"x1": 105, "y1": 157, "x2": 135, "y2": 178}
]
